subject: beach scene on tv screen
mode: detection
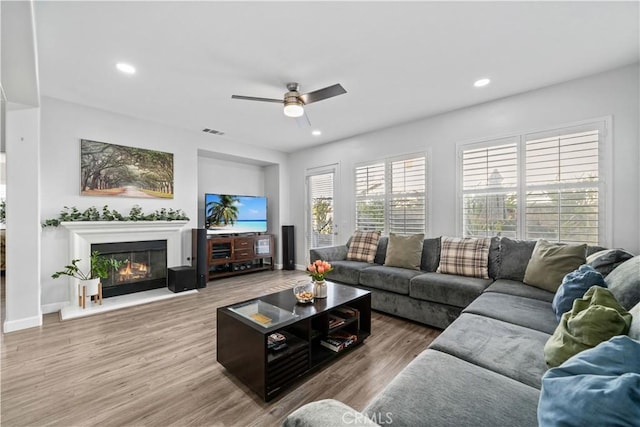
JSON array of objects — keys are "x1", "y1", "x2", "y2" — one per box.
[{"x1": 205, "y1": 194, "x2": 267, "y2": 233}]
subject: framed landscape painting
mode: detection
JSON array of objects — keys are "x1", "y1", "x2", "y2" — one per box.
[{"x1": 80, "y1": 139, "x2": 174, "y2": 199}]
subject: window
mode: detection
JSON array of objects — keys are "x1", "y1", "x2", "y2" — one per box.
[
  {"x1": 355, "y1": 154, "x2": 426, "y2": 235},
  {"x1": 461, "y1": 139, "x2": 518, "y2": 238},
  {"x1": 306, "y1": 165, "x2": 338, "y2": 253},
  {"x1": 459, "y1": 121, "x2": 607, "y2": 245}
]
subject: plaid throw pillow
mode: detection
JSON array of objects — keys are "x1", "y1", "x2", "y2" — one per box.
[
  {"x1": 437, "y1": 236, "x2": 490, "y2": 279},
  {"x1": 346, "y1": 231, "x2": 380, "y2": 263}
]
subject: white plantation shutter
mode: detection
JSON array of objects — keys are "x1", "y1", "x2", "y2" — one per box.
[
  {"x1": 461, "y1": 141, "x2": 518, "y2": 238},
  {"x1": 389, "y1": 157, "x2": 426, "y2": 234},
  {"x1": 458, "y1": 120, "x2": 606, "y2": 245},
  {"x1": 355, "y1": 162, "x2": 385, "y2": 231},
  {"x1": 355, "y1": 154, "x2": 427, "y2": 235},
  {"x1": 525, "y1": 127, "x2": 600, "y2": 244},
  {"x1": 308, "y1": 172, "x2": 335, "y2": 249}
]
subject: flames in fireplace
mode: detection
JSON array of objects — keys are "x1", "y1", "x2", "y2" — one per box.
[{"x1": 117, "y1": 261, "x2": 151, "y2": 283}]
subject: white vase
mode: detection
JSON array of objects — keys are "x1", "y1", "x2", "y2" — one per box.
[
  {"x1": 313, "y1": 279, "x2": 327, "y2": 299},
  {"x1": 82, "y1": 278, "x2": 101, "y2": 296}
]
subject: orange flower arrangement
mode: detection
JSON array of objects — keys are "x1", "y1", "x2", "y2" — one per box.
[{"x1": 306, "y1": 259, "x2": 333, "y2": 282}]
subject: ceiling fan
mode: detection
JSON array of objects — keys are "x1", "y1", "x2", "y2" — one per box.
[{"x1": 231, "y1": 82, "x2": 347, "y2": 125}]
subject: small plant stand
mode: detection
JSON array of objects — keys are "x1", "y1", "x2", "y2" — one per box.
[{"x1": 78, "y1": 281, "x2": 103, "y2": 309}]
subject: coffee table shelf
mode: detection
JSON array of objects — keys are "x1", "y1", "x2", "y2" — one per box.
[{"x1": 217, "y1": 282, "x2": 371, "y2": 401}]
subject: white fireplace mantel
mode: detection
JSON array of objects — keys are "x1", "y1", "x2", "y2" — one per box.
[{"x1": 59, "y1": 221, "x2": 189, "y2": 319}]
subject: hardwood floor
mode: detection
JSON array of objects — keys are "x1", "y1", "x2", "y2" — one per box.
[{"x1": 1, "y1": 271, "x2": 440, "y2": 427}]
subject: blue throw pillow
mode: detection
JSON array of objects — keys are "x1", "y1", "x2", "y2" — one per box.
[
  {"x1": 552, "y1": 265, "x2": 606, "y2": 321},
  {"x1": 538, "y1": 336, "x2": 640, "y2": 427}
]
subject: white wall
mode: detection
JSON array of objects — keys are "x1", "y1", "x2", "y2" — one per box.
[
  {"x1": 288, "y1": 64, "x2": 640, "y2": 265},
  {"x1": 197, "y1": 155, "x2": 267, "y2": 228},
  {"x1": 4, "y1": 106, "x2": 42, "y2": 332},
  {"x1": 38, "y1": 96, "x2": 288, "y2": 314}
]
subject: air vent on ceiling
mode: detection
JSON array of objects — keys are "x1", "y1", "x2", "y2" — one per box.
[{"x1": 202, "y1": 128, "x2": 225, "y2": 136}]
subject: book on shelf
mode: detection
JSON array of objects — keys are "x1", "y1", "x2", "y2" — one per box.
[
  {"x1": 328, "y1": 313, "x2": 346, "y2": 329},
  {"x1": 333, "y1": 306, "x2": 359, "y2": 318},
  {"x1": 333, "y1": 306, "x2": 360, "y2": 329},
  {"x1": 320, "y1": 331, "x2": 358, "y2": 353}
]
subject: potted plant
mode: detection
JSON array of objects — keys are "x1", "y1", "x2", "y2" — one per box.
[
  {"x1": 52, "y1": 251, "x2": 126, "y2": 305},
  {"x1": 306, "y1": 260, "x2": 334, "y2": 299}
]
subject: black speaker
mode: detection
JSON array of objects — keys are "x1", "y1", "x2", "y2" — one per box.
[
  {"x1": 168, "y1": 266, "x2": 196, "y2": 293},
  {"x1": 192, "y1": 228, "x2": 208, "y2": 288},
  {"x1": 282, "y1": 225, "x2": 295, "y2": 270}
]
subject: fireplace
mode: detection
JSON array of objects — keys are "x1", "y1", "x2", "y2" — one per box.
[
  {"x1": 60, "y1": 221, "x2": 187, "y2": 319},
  {"x1": 92, "y1": 240, "x2": 168, "y2": 298}
]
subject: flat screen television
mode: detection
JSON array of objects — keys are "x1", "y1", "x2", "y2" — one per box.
[{"x1": 204, "y1": 193, "x2": 267, "y2": 234}]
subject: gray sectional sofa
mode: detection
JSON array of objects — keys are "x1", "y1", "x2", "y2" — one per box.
[
  {"x1": 284, "y1": 237, "x2": 639, "y2": 426},
  {"x1": 310, "y1": 236, "x2": 600, "y2": 329}
]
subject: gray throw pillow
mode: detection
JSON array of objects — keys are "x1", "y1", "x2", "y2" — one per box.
[
  {"x1": 605, "y1": 255, "x2": 640, "y2": 310},
  {"x1": 374, "y1": 237, "x2": 389, "y2": 265},
  {"x1": 420, "y1": 237, "x2": 441, "y2": 272},
  {"x1": 523, "y1": 240, "x2": 587, "y2": 293},
  {"x1": 586, "y1": 248, "x2": 634, "y2": 277},
  {"x1": 487, "y1": 236, "x2": 501, "y2": 279},
  {"x1": 384, "y1": 233, "x2": 424, "y2": 270},
  {"x1": 497, "y1": 237, "x2": 536, "y2": 281}
]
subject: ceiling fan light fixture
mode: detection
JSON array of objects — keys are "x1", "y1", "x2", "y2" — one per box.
[{"x1": 283, "y1": 99, "x2": 304, "y2": 118}]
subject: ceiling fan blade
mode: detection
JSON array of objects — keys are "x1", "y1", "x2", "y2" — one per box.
[
  {"x1": 299, "y1": 83, "x2": 346, "y2": 105},
  {"x1": 231, "y1": 95, "x2": 283, "y2": 104},
  {"x1": 296, "y1": 111, "x2": 311, "y2": 128}
]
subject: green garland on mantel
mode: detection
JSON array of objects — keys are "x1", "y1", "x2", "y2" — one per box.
[{"x1": 42, "y1": 205, "x2": 190, "y2": 228}]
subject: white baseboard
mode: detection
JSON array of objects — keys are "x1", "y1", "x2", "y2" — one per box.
[
  {"x1": 274, "y1": 263, "x2": 283, "y2": 270},
  {"x1": 41, "y1": 302, "x2": 66, "y2": 314},
  {"x1": 3, "y1": 314, "x2": 43, "y2": 333},
  {"x1": 295, "y1": 264, "x2": 307, "y2": 271}
]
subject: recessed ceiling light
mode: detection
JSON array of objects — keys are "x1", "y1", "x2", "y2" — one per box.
[
  {"x1": 116, "y1": 62, "x2": 136, "y2": 75},
  {"x1": 311, "y1": 130, "x2": 322, "y2": 136},
  {"x1": 474, "y1": 78, "x2": 491, "y2": 87}
]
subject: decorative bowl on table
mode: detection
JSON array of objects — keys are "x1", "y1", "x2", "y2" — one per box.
[{"x1": 293, "y1": 282, "x2": 314, "y2": 303}]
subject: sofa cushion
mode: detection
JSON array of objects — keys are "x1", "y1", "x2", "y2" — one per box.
[
  {"x1": 359, "y1": 265, "x2": 422, "y2": 295},
  {"x1": 586, "y1": 248, "x2": 634, "y2": 277},
  {"x1": 464, "y1": 292, "x2": 559, "y2": 334},
  {"x1": 523, "y1": 239, "x2": 587, "y2": 293},
  {"x1": 544, "y1": 286, "x2": 632, "y2": 368},
  {"x1": 604, "y1": 255, "x2": 640, "y2": 310},
  {"x1": 359, "y1": 285, "x2": 462, "y2": 329},
  {"x1": 325, "y1": 260, "x2": 372, "y2": 285},
  {"x1": 363, "y1": 349, "x2": 540, "y2": 427},
  {"x1": 410, "y1": 273, "x2": 492, "y2": 308},
  {"x1": 346, "y1": 231, "x2": 380, "y2": 263},
  {"x1": 538, "y1": 336, "x2": 640, "y2": 427},
  {"x1": 384, "y1": 233, "x2": 423, "y2": 270},
  {"x1": 437, "y1": 236, "x2": 490, "y2": 279},
  {"x1": 552, "y1": 265, "x2": 606, "y2": 321},
  {"x1": 496, "y1": 237, "x2": 536, "y2": 281},
  {"x1": 484, "y1": 279, "x2": 555, "y2": 303},
  {"x1": 420, "y1": 237, "x2": 441, "y2": 272},
  {"x1": 429, "y1": 313, "x2": 550, "y2": 388}
]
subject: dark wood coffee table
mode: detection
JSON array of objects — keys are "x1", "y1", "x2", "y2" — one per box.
[{"x1": 217, "y1": 281, "x2": 371, "y2": 401}]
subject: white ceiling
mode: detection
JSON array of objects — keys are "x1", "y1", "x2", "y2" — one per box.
[{"x1": 34, "y1": 1, "x2": 639, "y2": 153}]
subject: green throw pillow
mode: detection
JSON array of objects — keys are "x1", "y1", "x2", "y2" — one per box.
[
  {"x1": 384, "y1": 233, "x2": 424, "y2": 270},
  {"x1": 523, "y1": 239, "x2": 586, "y2": 292},
  {"x1": 544, "y1": 286, "x2": 631, "y2": 367}
]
